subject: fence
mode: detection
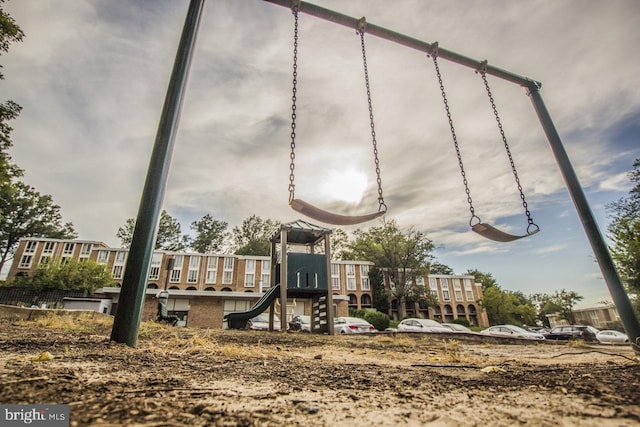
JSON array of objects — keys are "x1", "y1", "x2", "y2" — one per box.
[{"x1": 0, "y1": 287, "x2": 89, "y2": 309}]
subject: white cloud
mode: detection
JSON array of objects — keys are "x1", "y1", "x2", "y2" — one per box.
[{"x1": 3, "y1": 0, "x2": 640, "y2": 302}]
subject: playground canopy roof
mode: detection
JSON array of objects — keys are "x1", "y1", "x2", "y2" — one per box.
[{"x1": 270, "y1": 220, "x2": 332, "y2": 246}]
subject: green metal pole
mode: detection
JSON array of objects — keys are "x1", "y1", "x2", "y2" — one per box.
[
  {"x1": 529, "y1": 87, "x2": 640, "y2": 353},
  {"x1": 111, "y1": 0, "x2": 205, "y2": 347}
]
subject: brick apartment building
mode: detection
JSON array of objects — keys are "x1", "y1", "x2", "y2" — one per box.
[{"x1": 6, "y1": 237, "x2": 489, "y2": 329}]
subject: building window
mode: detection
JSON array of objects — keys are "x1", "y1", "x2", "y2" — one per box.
[
  {"x1": 223, "y1": 300, "x2": 252, "y2": 319},
  {"x1": 360, "y1": 265, "x2": 370, "y2": 291},
  {"x1": 19, "y1": 255, "x2": 33, "y2": 269},
  {"x1": 112, "y1": 251, "x2": 127, "y2": 279},
  {"x1": 223, "y1": 257, "x2": 234, "y2": 284},
  {"x1": 429, "y1": 278, "x2": 439, "y2": 300},
  {"x1": 453, "y1": 279, "x2": 463, "y2": 301},
  {"x1": 187, "y1": 256, "x2": 200, "y2": 284},
  {"x1": 63, "y1": 242, "x2": 75, "y2": 256},
  {"x1": 348, "y1": 294, "x2": 358, "y2": 309},
  {"x1": 331, "y1": 263, "x2": 340, "y2": 291},
  {"x1": 25, "y1": 241, "x2": 37, "y2": 254},
  {"x1": 115, "y1": 251, "x2": 127, "y2": 264},
  {"x1": 170, "y1": 255, "x2": 183, "y2": 283},
  {"x1": 261, "y1": 259, "x2": 271, "y2": 288},
  {"x1": 206, "y1": 256, "x2": 218, "y2": 284},
  {"x1": 39, "y1": 256, "x2": 51, "y2": 266},
  {"x1": 464, "y1": 279, "x2": 474, "y2": 301},
  {"x1": 589, "y1": 310, "x2": 600, "y2": 328},
  {"x1": 112, "y1": 265, "x2": 124, "y2": 279},
  {"x1": 244, "y1": 259, "x2": 255, "y2": 288},
  {"x1": 441, "y1": 278, "x2": 450, "y2": 301},
  {"x1": 42, "y1": 241, "x2": 56, "y2": 255},
  {"x1": 149, "y1": 253, "x2": 162, "y2": 280},
  {"x1": 345, "y1": 264, "x2": 356, "y2": 291},
  {"x1": 97, "y1": 250, "x2": 109, "y2": 264},
  {"x1": 80, "y1": 243, "x2": 92, "y2": 257}
]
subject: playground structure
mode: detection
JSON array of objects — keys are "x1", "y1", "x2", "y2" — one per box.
[
  {"x1": 111, "y1": 0, "x2": 640, "y2": 353},
  {"x1": 224, "y1": 220, "x2": 335, "y2": 334}
]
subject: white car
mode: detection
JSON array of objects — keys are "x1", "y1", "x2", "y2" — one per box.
[
  {"x1": 334, "y1": 317, "x2": 376, "y2": 334},
  {"x1": 397, "y1": 318, "x2": 451, "y2": 333},
  {"x1": 442, "y1": 323, "x2": 474, "y2": 333},
  {"x1": 480, "y1": 324, "x2": 545, "y2": 340},
  {"x1": 596, "y1": 330, "x2": 629, "y2": 344},
  {"x1": 247, "y1": 313, "x2": 281, "y2": 331}
]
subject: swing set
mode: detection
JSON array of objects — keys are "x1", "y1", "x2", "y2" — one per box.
[
  {"x1": 112, "y1": 0, "x2": 640, "y2": 353},
  {"x1": 285, "y1": 1, "x2": 538, "y2": 241}
]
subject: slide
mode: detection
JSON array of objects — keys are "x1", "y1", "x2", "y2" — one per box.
[{"x1": 224, "y1": 284, "x2": 281, "y2": 329}]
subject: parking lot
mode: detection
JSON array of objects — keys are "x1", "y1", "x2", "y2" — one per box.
[{"x1": 1, "y1": 313, "x2": 639, "y2": 426}]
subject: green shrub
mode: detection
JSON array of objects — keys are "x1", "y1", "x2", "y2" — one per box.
[
  {"x1": 453, "y1": 317, "x2": 470, "y2": 327},
  {"x1": 350, "y1": 309, "x2": 367, "y2": 319},
  {"x1": 364, "y1": 311, "x2": 390, "y2": 331}
]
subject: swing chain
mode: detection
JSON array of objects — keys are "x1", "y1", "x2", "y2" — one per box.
[
  {"x1": 357, "y1": 20, "x2": 387, "y2": 213},
  {"x1": 477, "y1": 63, "x2": 538, "y2": 231},
  {"x1": 430, "y1": 50, "x2": 479, "y2": 225},
  {"x1": 288, "y1": 3, "x2": 300, "y2": 203}
]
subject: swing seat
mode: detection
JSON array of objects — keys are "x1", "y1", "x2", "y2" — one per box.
[
  {"x1": 290, "y1": 198, "x2": 385, "y2": 226},
  {"x1": 472, "y1": 222, "x2": 539, "y2": 243}
]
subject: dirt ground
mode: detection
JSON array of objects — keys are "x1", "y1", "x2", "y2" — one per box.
[{"x1": 1, "y1": 313, "x2": 639, "y2": 427}]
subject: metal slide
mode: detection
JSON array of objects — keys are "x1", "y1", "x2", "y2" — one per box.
[{"x1": 224, "y1": 284, "x2": 281, "y2": 329}]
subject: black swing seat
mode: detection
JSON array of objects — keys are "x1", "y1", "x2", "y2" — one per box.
[
  {"x1": 472, "y1": 222, "x2": 539, "y2": 243},
  {"x1": 290, "y1": 198, "x2": 385, "y2": 226},
  {"x1": 157, "y1": 305, "x2": 179, "y2": 326}
]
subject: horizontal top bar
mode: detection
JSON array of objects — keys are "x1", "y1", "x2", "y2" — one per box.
[{"x1": 265, "y1": 0, "x2": 542, "y2": 90}]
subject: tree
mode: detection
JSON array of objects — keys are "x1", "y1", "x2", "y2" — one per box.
[
  {"x1": 607, "y1": 158, "x2": 640, "y2": 312},
  {"x1": 429, "y1": 262, "x2": 454, "y2": 275},
  {"x1": 117, "y1": 210, "x2": 187, "y2": 251},
  {"x1": 1, "y1": 4, "x2": 25, "y2": 189},
  {"x1": 479, "y1": 286, "x2": 519, "y2": 325},
  {"x1": 11, "y1": 259, "x2": 114, "y2": 293},
  {"x1": 345, "y1": 219, "x2": 434, "y2": 319},
  {"x1": 551, "y1": 289, "x2": 583, "y2": 324},
  {"x1": 231, "y1": 215, "x2": 279, "y2": 256},
  {"x1": 369, "y1": 266, "x2": 389, "y2": 313},
  {"x1": 465, "y1": 268, "x2": 499, "y2": 292},
  {"x1": 328, "y1": 228, "x2": 349, "y2": 260},
  {"x1": 189, "y1": 214, "x2": 228, "y2": 253},
  {"x1": 0, "y1": 181, "x2": 77, "y2": 272}
]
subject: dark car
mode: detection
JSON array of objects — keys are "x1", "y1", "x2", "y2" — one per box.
[
  {"x1": 544, "y1": 325, "x2": 599, "y2": 342},
  {"x1": 289, "y1": 315, "x2": 311, "y2": 332}
]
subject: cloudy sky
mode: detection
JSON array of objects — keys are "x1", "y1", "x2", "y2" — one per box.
[{"x1": 3, "y1": 0, "x2": 639, "y2": 308}]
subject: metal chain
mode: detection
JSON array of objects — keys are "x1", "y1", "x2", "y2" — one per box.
[
  {"x1": 358, "y1": 23, "x2": 386, "y2": 213},
  {"x1": 431, "y1": 52, "x2": 478, "y2": 225},
  {"x1": 479, "y1": 69, "x2": 538, "y2": 231},
  {"x1": 288, "y1": 4, "x2": 299, "y2": 203}
]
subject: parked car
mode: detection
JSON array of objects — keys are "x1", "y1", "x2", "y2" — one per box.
[
  {"x1": 480, "y1": 325, "x2": 545, "y2": 340},
  {"x1": 334, "y1": 317, "x2": 376, "y2": 334},
  {"x1": 397, "y1": 318, "x2": 451, "y2": 333},
  {"x1": 289, "y1": 315, "x2": 311, "y2": 332},
  {"x1": 247, "y1": 313, "x2": 281, "y2": 331},
  {"x1": 441, "y1": 323, "x2": 473, "y2": 333},
  {"x1": 544, "y1": 325, "x2": 599, "y2": 342},
  {"x1": 596, "y1": 330, "x2": 629, "y2": 345}
]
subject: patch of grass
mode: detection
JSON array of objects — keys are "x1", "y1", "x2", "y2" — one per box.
[
  {"x1": 374, "y1": 333, "x2": 417, "y2": 349},
  {"x1": 31, "y1": 313, "x2": 112, "y2": 333},
  {"x1": 442, "y1": 339, "x2": 465, "y2": 362},
  {"x1": 567, "y1": 339, "x2": 588, "y2": 348}
]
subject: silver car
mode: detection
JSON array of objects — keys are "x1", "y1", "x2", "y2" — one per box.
[
  {"x1": 247, "y1": 313, "x2": 281, "y2": 331},
  {"x1": 480, "y1": 324, "x2": 545, "y2": 340},
  {"x1": 596, "y1": 330, "x2": 629, "y2": 344},
  {"x1": 397, "y1": 318, "x2": 451, "y2": 333}
]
